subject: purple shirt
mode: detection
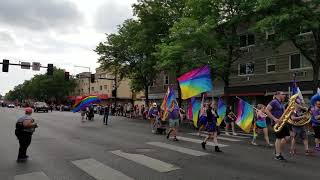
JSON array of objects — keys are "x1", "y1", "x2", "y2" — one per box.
[
  {"x1": 168, "y1": 107, "x2": 180, "y2": 120},
  {"x1": 268, "y1": 99, "x2": 284, "y2": 120},
  {"x1": 311, "y1": 107, "x2": 320, "y2": 127}
]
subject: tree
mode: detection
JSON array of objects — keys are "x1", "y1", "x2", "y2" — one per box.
[
  {"x1": 5, "y1": 68, "x2": 76, "y2": 103},
  {"x1": 255, "y1": 0, "x2": 320, "y2": 93}
]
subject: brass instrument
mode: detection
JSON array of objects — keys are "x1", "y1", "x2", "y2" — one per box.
[
  {"x1": 287, "y1": 104, "x2": 311, "y2": 126},
  {"x1": 273, "y1": 94, "x2": 298, "y2": 132}
]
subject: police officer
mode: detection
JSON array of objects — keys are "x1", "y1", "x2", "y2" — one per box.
[
  {"x1": 103, "y1": 105, "x2": 110, "y2": 125},
  {"x1": 15, "y1": 107, "x2": 38, "y2": 162}
]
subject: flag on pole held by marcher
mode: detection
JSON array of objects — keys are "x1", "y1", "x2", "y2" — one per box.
[
  {"x1": 161, "y1": 87, "x2": 177, "y2": 120},
  {"x1": 235, "y1": 98, "x2": 254, "y2": 133},
  {"x1": 190, "y1": 97, "x2": 201, "y2": 128},
  {"x1": 291, "y1": 78, "x2": 304, "y2": 104},
  {"x1": 217, "y1": 98, "x2": 226, "y2": 126},
  {"x1": 177, "y1": 65, "x2": 213, "y2": 100}
]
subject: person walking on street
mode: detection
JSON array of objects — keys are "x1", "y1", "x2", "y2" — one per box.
[
  {"x1": 103, "y1": 105, "x2": 110, "y2": 125},
  {"x1": 201, "y1": 102, "x2": 222, "y2": 152},
  {"x1": 148, "y1": 103, "x2": 160, "y2": 133},
  {"x1": 80, "y1": 108, "x2": 86, "y2": 122},
  {"x1": 224, "y1": 106, "x2": 237, "y2": 136},
  {"x1": 167, "y1": 100, "x2": 181, "y2": 141},
  {"x1": 15, "y1": 107, "x2": 38, "y2": 162},
  {"x1": 265, "y1": 91, "x2": 289, "y2": 161},
  {"x1": 311, "y1": 100, "x2": 320, "y2": 151}
]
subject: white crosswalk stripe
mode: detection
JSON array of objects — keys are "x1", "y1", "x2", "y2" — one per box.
[
  {"x1": 147, "y1": 142, "x2": 209, "y2": 156},
  {"x1": 175, "y1": 136, "x2": 229, "y2": 147},
  {"x1": 72, "y1": 158, "x2": 134, "y2": 180},
  {"x1": 111, "y1": 150, "x2": 180, "y2": 173},
  {"x1": 188, "y1": 133, "x2": 242, "y2": 142},
  {"x1": 14, "y1": 172, "x2": 50, "y2": 180}
]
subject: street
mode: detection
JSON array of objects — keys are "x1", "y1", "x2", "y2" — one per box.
[{"x1": 0, "y1": 107, "x2": 319, "y2": 180}]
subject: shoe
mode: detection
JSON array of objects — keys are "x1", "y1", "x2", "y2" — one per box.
[
  {"x1": 225, "y1": 132, "x2": 230, "y2": 135},
  {"x1": 305, "y1": 150, "x2": 312, "y2": 156},
  {"x1": 274, "y1": 155, "x2": 286, "y2": 161},
  {"x1": 251, "y1": 141, "x2": 258, "y2": 146},
  {"x1": 215, "y1": 146, "x2": 222, "y2": 152},
  {"x1": 315, "y1": 147, "x2": 320, "y2": 151},
  {"x1": 267, "y1": 144, "x2": 274, "y2": 147},
  {"x1": 173, "y1": 137, "x2": 179, "y2": 141},
  {"x1": 232, "y1": 132, "x2": 238, "y2": 136},
  {"x1": 201, "y1": 142, "x2": 206, "y2": 150}
]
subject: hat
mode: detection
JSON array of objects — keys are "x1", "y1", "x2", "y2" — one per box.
[
  {"x1": 152, "y1": 103, "x2": 157, "y2": 107},
  {"x1": 25, "y1": 107, "x2": 33, "y2": 114}
]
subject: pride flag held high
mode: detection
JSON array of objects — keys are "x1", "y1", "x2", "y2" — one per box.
[
  {"x1": 191, "y1": 97, "x2": 201, "y2": 128},
  {"x1": 235, "y1": 98, "x2": 254, "y2": 133},
  {"x1": 161, "y1": 87, "x2": 177, "y2": 120},
  {"x1": 217, "y1": 98, "x2": 226, "y2": 126},
  {"x1": 177, "y1": 65, "x2": 213, "y2": 100},
  {"x1": 72, "y1": 96, "x2": 101, "y2": 113}
]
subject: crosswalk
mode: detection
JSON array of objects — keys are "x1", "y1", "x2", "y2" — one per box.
[{"x1": 13, "y1": 132, "x2": 249, "y2": 180}]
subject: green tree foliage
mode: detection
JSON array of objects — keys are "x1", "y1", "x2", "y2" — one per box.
[
  {"x1": 5, "y1": 68, "x2": 77, "y2": 103},
  {"x1": 255, "y1": 0, "x2": 320, "y2": 92}
]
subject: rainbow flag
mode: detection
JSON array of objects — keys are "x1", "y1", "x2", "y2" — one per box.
[
  {"x1": 161, "y1": 87, "x2": 177, "y2": 120},
  {"x1": 217, "y1": 98, "x2": 226, "y2": 126},
  {"x1": 72, "y1": 96, "x2": 101, "y2": 113},
  {"x1": 191, "y1": 97, "x2": 201, "y2": 128},
  {"x1": 235, "y1": 98, "x2": 254, "y2": 133},
  {"x1": 177, "y1": 65, "x2": 213, "y2": 100}
]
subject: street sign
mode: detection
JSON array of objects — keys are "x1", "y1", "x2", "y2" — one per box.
[
  {"x1": 21, "y1": 62, "x2": 31, "y2": 69},
  {"x1": 32, "y1": 62, "x2": 41, "y2": 71}
]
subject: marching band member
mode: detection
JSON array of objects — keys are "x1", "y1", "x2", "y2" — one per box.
[
  {"x1": 201, "y1": 101, "x2": 222, "y2": 152},
  {"x1": 251, "y1": 104, "x2": 273, "y2": 147},
  {"x1": 290, "y1": 104, "x2": 311, "y2": 155},
  {"x1": 266, "y1": 91, "x2": 289, "y2": 161},
  {"x1": 224, "y1": 105, "x2": 237, "y2": 136},
  {"x1": 311, "y1": 98, "x2": 320, "y2": 151}
]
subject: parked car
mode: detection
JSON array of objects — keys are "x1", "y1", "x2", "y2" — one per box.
[
  {"x1": 62, "y1": 105, "x2": 71, "y2": 111},
  {"x1": 34, "y1": 102, "x2": 49, "y2": 112},
  {"x1": 7, "y1": 104, "x2": 15, "y2": 108}
]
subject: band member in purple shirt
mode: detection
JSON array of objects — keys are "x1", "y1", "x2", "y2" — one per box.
[
  {"x1": 311, "y1": 100, "x2": 320, "y2": 151},
  {"x1": 266, "y1": 91, "x2": 290, "y2": 161}
]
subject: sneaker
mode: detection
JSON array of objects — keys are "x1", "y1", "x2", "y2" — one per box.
[
  {"x1": 151, "y1": 130, "x2": 155, "y2": 134},
  {"x1": 173, "y1": 137, "x2": 179, "y2": 141},
  {"x1": 251, "y1": 141, "x2": 258, "y2": 146},
  {"x1": 201, "y1": 142, "x2": 206, "y2": 150},
  {"x1": 274, "y1": 155, "x2": 286, "y2": 161},
  {"x1": 232, "y1": 132, "x2": 238, "y2": 136},
  {"x1": 315, "y1": 147, "x2": 320, "y2": 151},
  {"x1": 305, "y1": 150, "x2": 312, "y2": 156},
  {"x1": 225, "y1": 132, "x2": 230, "y2": 135},
  {"x1": 215, "y1": 146, "x2": 222, "y2": 152}
]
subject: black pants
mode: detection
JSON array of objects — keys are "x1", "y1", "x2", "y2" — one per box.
[
  {"x1": 16, "y1": 131, "x2": 32, "y2": 159},
  {"x1": 103, "y1": 114, "x2": 109, "y2": 124}
]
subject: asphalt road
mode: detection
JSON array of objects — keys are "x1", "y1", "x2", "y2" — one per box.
[{"x1": 0, "y1": 107, "x2": 319, "y2": 180}]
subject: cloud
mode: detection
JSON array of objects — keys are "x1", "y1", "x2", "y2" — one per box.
[
  {"x1": 94, "y1": 2, "x2": 134, "y2": 33},
  {"x1": 0, "y1": 31, "x2": 17, "y2": 50},
  {"x1": 0, "y1": 0, "x2": 84, "y2": 32}
]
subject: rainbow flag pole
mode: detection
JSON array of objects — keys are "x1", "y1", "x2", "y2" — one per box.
[{"x1": 234, "y1": 97, "x2": 254, "y2": 133}]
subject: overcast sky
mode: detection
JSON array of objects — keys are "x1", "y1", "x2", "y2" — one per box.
[{"x1": 0, "y1": 0, "x2": 136, "y2": 96}]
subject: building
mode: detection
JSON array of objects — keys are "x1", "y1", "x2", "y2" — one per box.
[{"x1": 72, "y1": 68, "x2": 144, "y2": 105}]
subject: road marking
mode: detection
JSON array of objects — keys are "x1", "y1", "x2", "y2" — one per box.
[
  {"x1": 111, "y1": 150, "x2": 180, "y2": 172},
  {"x1": 14, "y1": 172, "x2": 50, "y2": 180},
  {"x1": 200, "y1": 131, "x2": 253, "y2": 137},
  {"x1": 189, "y1": 133, "x2": 242, "y2": 142},
  {"x1": 72, "y1": 158, "x2": 134, "y2": 180},
  {"x1": 218, "y1": 131, "x2": 253, "y2": 137},
  {"x1": 176, "y1": 136, "x2": 229, "y2": 147},
  {"x1": 147, "y1": 142, "x2": 209, "y2": 156}
]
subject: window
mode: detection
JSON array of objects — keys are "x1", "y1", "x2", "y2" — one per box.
[
  {"x1": 240, "y1": 34, "x2": 255, "y2": 47},
  {"x1": 150, "y1": 81, "x2": 155, "y2": 87},
  {"x1": 266, "y1": 59, "x2": 276, "y2": 73},
  {"x1": 91, "y1": 87, "x2": 94, "y2": 91},
  {"x1": 289, "y1": 54, "x2": 311, "y2": 70},
  {"x1": 239, "y1": 62, "x2": 254, "y2": 75},
  {"x1": 81, "y1": 89, "x2": 83, "y2": 92},
  {"x1": 164, "y1": 75, "x2": 169, "y2": 85},
  {"x1": 100, "y1": 86, "x2": 102, "y2": 91},
  {"x1": 104, "y1": 85, "x2": 108, "y2": 90}
]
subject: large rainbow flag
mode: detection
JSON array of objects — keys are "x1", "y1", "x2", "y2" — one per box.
[
  {"x1": 72, "y1": 96, "x2": 101, "y2": 113},
  {"x1": 177, "y1": 65, "x2": 213, "y2": 100},
  {"x1": 161, "y1": 87, "x2": 177, "y2": 120},
  {"x1": 191, "y1": 97, "x2": 201, "y2": 128},
  {"x1": 217, "y1": 98, "x2": 226, "y2": 126},
  {"x1": 235, "y1": 98, "x2": 254, "y2": 133}
]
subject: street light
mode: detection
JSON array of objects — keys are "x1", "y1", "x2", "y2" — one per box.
[{"x1": 74, "y1": 65, "x2": 92, "y2": 94}]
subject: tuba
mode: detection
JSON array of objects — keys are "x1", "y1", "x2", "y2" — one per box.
[
  {"x1": 273, "y1": 94, "x2": 298, "y2": 132},
  {"x1": 287, "y1": 105, "x2": 311, "y2": 126}
]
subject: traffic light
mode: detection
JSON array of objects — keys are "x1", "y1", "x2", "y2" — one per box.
[
  {"x1": 64, "y1": 72, "x2": 70, "y2": 81},
  {"x1": 2, "y1": 59, "x2": 9, "y2": 72},
  {"x1": 112, "y1": 89, "x2": 116, "y2": 97},
  {"x1": 90, "y1": 74, "x2": 95, "y2": 83},
  {"x1": 47, "y1": 64, "x2": 53, "y2": 75}
]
